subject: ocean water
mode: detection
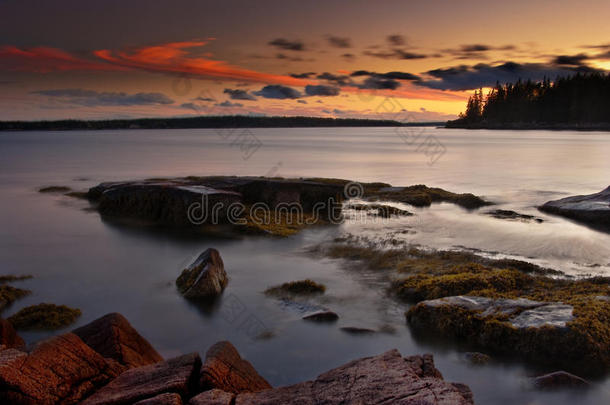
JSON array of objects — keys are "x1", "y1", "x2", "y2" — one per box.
[{"x1": 1, "y1": 127, "x2": 609, "y2": 404}]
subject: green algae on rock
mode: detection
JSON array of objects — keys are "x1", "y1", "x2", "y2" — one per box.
[
  {"x1": 8, "y1": 303, "x2": 82, "y2": 330},
  {"x1": 264, "y1": 279, "x2": 326, "y2": 297},
  {"x1": 0, "y1": 285, "x2": 31, "y2": 311}
]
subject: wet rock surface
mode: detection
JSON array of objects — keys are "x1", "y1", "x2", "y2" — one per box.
[
  {"x1": 540, "y1": 186, "x2": 610, "y2": 229},
  {"x1": 73, "y1": 313, "x2": 163, "y2": 368},
  {"x1": 485, "y1": 209, "x2": 544, "y2": 223},
  {"x1": 235, "y1": 350, "x2": 473, "y2": 405},
  {"x1": 0, "y1": 318, "x2": 24, "y2": 349},
  {"x1": 81, "y1": 353, "x2": 201, "y2": 405},
  {"x1": 0, "y1": 333, "x2": 125, "y2": 404},
  {"x1": 302, "y1": 310, "x2": 339, "y2": 322},
  {"x1": 199, "y1": 341, "x2": 271, "y2": 394},
  {"x1": 176, "y1": 249, "x2": 228, "y2": 300},
  {"x1": 532, "y1": 371, "x2": 590, "y2": 390}
]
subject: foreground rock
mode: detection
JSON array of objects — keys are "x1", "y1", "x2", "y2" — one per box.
[
  {"x1": 407, "y1": 295, "x2": 608, "y2": 374},
  {"x1": 200, "y1": 341, "x2": 271, "y2": 394},
  {"x1": 235, "y1": 350, "x2": 473, "y2": 404},
  {"x1": 133, "y1": 393, "x2": 183, "y2": 405},
  {"x1": 176, "y1": 249, "x2": 228, "y2": 300},
  {"x1": 81, "y1": 353, "x2": 201, "y2": 405},
  {"x1": 532, "y1": 371, "x2": 590, "y2": 390},
  {"x1": 73, "y1": 313, "x2": 163, "y2": 368},
  {"x1": 0, "y1": 333, "x2": 124, "y2": 404},
  {"x1": 539, "y1": 186, "x2": 610, "y2": 229},
  {"x1": 189, "y1": 389, "x2": 233, "y2": 405},
  {"x1": 0, "y1": 318, "x2": 24, "y2": 349},
  {"x1": 302, "y1": 310, "x2": 339, "y2": 322}
]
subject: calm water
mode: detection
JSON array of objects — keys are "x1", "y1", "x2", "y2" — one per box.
[{"x1": 1, "y1": 127, "x2": 609, "y2": 404}]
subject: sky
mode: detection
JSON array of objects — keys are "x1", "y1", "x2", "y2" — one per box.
[{"x1": 1, "y1": 0, "x2": 610, "y2": 121}]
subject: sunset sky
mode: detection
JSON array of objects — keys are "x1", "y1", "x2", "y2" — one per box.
[{"x1": 2, "y1": 0, "x2": 610, "y2": 121}]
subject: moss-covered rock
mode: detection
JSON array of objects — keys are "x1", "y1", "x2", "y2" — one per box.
[
  {"x1": 265, "y1": 279, "x2": 326, "y2": 297},
  {"x1": 369, "y1": 184, "x2": 491, "y2": 210},
  {"x1": 38, "y1": 186, "x2": 72, "y2": 193},
  {"x1": 0, "y1": 285, "x2": 31, "y2": 311},
  {"x1": 8, "y1": 303, "x2": 82, "y2": 330},
  {"x1": 0, "y1": 274, "x2": 32, "y2": 284}
]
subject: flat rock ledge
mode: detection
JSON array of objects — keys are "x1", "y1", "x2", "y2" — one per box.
[
  {"x1": 407, "y1": 295, "x2": 607, "y2": 374},
  {"x1": 539, "y1": 186, "x2": 610, "y2": 229}
]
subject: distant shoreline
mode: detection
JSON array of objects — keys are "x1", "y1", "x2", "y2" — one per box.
[
  {"x1": 0, "y1": 115, "x2": 444, "y2": 131},
  {"x1": 445, "y1": 121, "x2": 610, "y2": 131}
]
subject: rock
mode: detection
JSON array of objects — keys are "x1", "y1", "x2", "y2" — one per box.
[
  {"x1": 302, "y1": 311, "x2": 339, "y2": 322},
  {"x1": 234, "y1": 350, "x2": 473, "y2": 404},
  {"x1": 0, "y1": 318, "x2": 24, "y2": 349},
  {"x1": 340, "y1": 326, "x2": 376, "y2": 335},
  {"x1": 0, "y1": 333, "x2": 124, "y2": 404},
  {"x1": 532, "y1": 371, "x2": 590, "y2": 390},
  {"x1": 133, "y1": 393, "x2": 183, "y2": 405},
  {"x1": 73, "y1": 313, "x2": 163, "y2": 368},
  {"x1": 539, "y1": 186, "x2": 610, "y2": 230},
  {"x1": 176, "y1": 249, "x2": 228, "y2": 300},
  {"x1": 486, "y1": 209, "x2": 543, "y2": 223},
  {"x1": 81, "y1": 353, "x2": 201, "y2": 405},
  {"x1": 406, "y1": 295, "x2": 607, "y2": 374},
  {"x1": 200, "y1": 341, "x2": 271, "y2": 394},
  {"x1": 463, "y1": 352, "x2": 491, "y2": 365},
  {"x1": 189, "y1": 389, "x2": 234, "y2": 405},
  {"x1": 345, "y1": 203, "x2": 413, "y2": 218}
]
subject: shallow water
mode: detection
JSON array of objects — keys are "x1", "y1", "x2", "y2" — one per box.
[{"x1": 1, "y1": 127, "x2": 609, "y2": 404}]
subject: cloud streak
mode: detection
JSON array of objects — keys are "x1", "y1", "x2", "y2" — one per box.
[{"x1": 31, "y1": 88, "x2": 174, "y2": 106}]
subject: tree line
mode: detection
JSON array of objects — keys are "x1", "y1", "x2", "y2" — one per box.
[{"x1": 449, "y1": 73, "x2": 610, "y2": 127}]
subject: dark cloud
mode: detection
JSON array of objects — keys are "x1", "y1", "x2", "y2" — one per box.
[
  {"x1": 553, "y1": 53, "x2": 589, "y2": 66},
  {"x1": 417, "y1": 62, "x2": 599, "y2": 91},
  {"x1": 350, "y1": 71, "x2": 420, "y2": 81},
  {"x1": 363, "y1": 49, "x2": 427, "y2": 60},
  {"x1": 181, "y1": 102, "x2": 199, "y2": 110},
  {"x1": 326, "y1": 35, "x2": 351, "y2": 48},
  {"x1": 305, "y1": 84, "x2": 340, "y2": 96},
  {"x1": 387, "y1": 35, "x2": 406, "y2": 46},
  {"x1": 276, "y1": 53, "x2": 306, "y2": 62},
  {"x1": 253, "y1": 85, "x2": 302, "y2": 99},
  {"x1": 358, "y1": 76, "x2": 401, "y2": 90},
  {"x1": 297, "y1": 99, "x2": 307, "y2": 104},
  {"x1": 194, "y1": 96, "x2": 215, "y2": 102},
  {"x1": 31, "y1": 89, "x2": 174, "y2": 106},
  {"x1": 268, "y1": 38, "x2": 305, "y2": 51},
  {"x1": 215, "y1": 101, "x2": 243, "y2": 107},
  {"x1": 341, "y1": 53, "x2": 355, "y2": 61},
  {"x1": 333, "y1": 109, "x2": 345, "y2": 114},
  {"x1": 317, "y1": 72, "x2": 351, "y2": 85},
  {"x1": 461, "y1": 44, "x2": 491, "y2": 52},
  {"x1": 443, "y1": 44, "x2": 517, "y2": 59},
  {"x1": 223, "y1": 88, "x2": 257, "y2": 100},
  {"x1": 290, "y1": 72, "x2": 316, "y2": 79}
]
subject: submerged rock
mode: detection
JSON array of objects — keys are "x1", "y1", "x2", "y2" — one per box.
[
  {"x1": 485, "y1": 209, "x2": 543, "y2": 223},
  {"x1": 0, "y1": 285, "x2": 31, "y2": 311},
  {"x1": 302, "y1": 310, "x2": 339, "y2": 322},
  {"x1": 463, "y1": 352, "x2": 491, "y2": 365},
  {"x1": 264, "y1": 279, "x2": 326, "y2": 297},
  {"x1": 81, "y1": 353, "x2": 202, "y2": 405},
  {"x1": 200, "y1": 341, "x2": 271, "y2": 394},
  {"x1": 532, "y1": 371, "x2": 590, "y2": 390},
  {"x1": 73, "y1": 312, "x2": 163, "y2": 368},
  {"x1": 406, "y1": 295, "x2": 609, "y2": 374},
  {"x1": 0, "y1": 333, "x2": 125, "y2": 404},
  {"x1": 234, "y1": 350, "x2": 473, "y2": 404},
  {"x1": 7, "y1": 303, "x2": 81, "y2": 330},
  {"x1": 539, "y1": 186, "x2": 610, "y2": 229},
  {"x1": 176, "y1": 249, "x2": 228, "y2": 300},
  {"x1": 340, "y1": 326, "x2": 376, "y2": 335}
]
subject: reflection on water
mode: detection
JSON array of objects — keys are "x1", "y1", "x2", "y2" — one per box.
[{"x1": 1, "y1": 128, "x2": 610, "y2": 404}]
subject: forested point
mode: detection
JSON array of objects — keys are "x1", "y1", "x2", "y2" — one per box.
[
  {"x1": 447, "y1": 73, "x2": 610, "y2": 129},
  {"x1": 0, "y1": 115, "x2": 413, "y2": 131}
]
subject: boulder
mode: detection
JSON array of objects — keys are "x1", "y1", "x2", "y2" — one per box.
[
  {"x1": 0, "y1": 333, "x2": 124, "y2": 404},
  {"x1": 532, "y1": 371, "x2": 590, "y2": 390},
  {"x1": 234, "y1": 350, "x2": 473, "y2": 404},
  {"x1": 81, "y1": 353, "x2": 201, "y2": 405},
  {"x1": 176, "y1": 249, "x2": 228, "y2": 300},
  {"x1": 406, "y1": 295, "x2": 607, "y2": 374},
  {"x1": 539, "y1": 186, "x2": 610, "y2": 230},
  {"x1": 73, "y1": 313, "x2": 163, "y2": 368},
  {"x1": 133, "y1": 393, "x2": 183, "y2": 405},
  {"x1": 0, "y1": 318, "x2": 24, "y2": 349},
  {"x1": 133, "y1": 393, "x2": 182, "y2": 405},
  {"x1": 200, "y1": 341, "x2": 271, "y2": 394},
  {"x1": 189, "y1": 389, "x2": 234, "y2": 405},
  {"x1": 302, "y1": 311, "x2": 339, "y2": 322}
]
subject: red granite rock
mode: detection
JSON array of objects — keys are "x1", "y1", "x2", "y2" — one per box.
[
  {"x1": 189, "y1": 389, "x2": 234, "y2": 405},
  {"x1": 73, "y1": 313, "x2": 163, "y2": 368},
  {"x1": 200, "y1": 341, "x2": 271, "y2": 394},
  {"x1": 0, "y1": 333, "x2": 124, "y2": 404},
  {"x1": 0, "y1": 317, "x2": 24, "y2": 349},
  {"x1": 133, "y1": 392, "x2": 183, "y2": 405}
]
